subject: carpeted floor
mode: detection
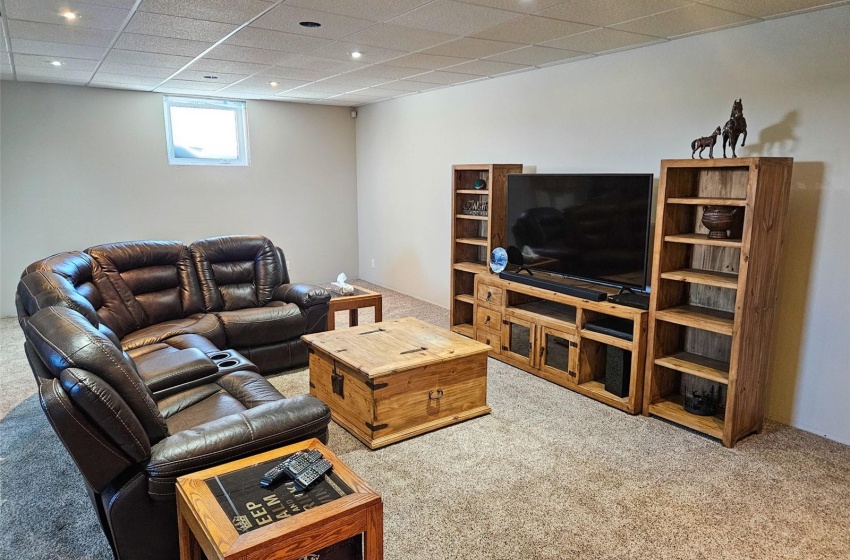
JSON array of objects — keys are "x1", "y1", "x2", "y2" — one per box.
[{"x1": 2, "y1": 281, "x2": 849, "y2": 559}]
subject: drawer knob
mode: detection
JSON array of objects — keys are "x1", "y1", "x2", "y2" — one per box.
[
  {"x1": 486, "y1": 291, "x2": 492, "y2": 301},
  {"x1": 429, "y1": 389, "x2": 444, "y2": 400},
  {"x1": 484, "y1": 316, "x2": 491, "y2": 324}
]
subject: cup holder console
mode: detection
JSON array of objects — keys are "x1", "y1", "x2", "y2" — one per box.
[
  {"x1": 209, "y1": 352, "x2": 231, "y2": 361},
  {"x1": 217, "y1": 359, "x2": 239, "y2": 368},
  {"x1": 206, "y1": 350, "x2": 259, "y2": 374}
]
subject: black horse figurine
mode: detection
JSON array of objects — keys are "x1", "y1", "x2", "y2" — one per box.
[
  {"x1": 722, "y1": 98, "x2": 747, "y2": 158},
  {"x1": 691, "y1": 126, "x2": 722, "y2": 159}
]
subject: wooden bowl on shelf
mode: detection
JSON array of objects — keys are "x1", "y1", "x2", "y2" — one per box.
[{"x1": 701, "y1": 206, "x2": 741, "y2": 239}]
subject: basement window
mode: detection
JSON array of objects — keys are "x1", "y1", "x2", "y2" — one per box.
[{"x1": 163, "y1": 97, "x2": 249, "y2": 166}]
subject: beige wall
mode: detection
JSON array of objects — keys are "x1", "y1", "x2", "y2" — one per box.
[
  {"x1": 0, "y1": 82, "x2": 359, "y2": 316},
  {"x1": 354, "y1": 6, "x2": 850, "y2": 443}
]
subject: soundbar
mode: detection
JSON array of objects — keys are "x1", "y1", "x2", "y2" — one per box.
[{"x1": 499, "y1": 270, "x2": 608, "y2": 301}]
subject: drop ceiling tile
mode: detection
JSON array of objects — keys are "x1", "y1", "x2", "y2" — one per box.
[
  {"x1": 90, "y1": 72, "x2": 163, "y2": 86},
  {"x1": 288, "y1": 81, "x2": 354, "y2": 94},
  {"x1": 444, "y1": 58, "x2": 530, "y2": 76},
  {"x1": 90, "y1": 82, "x2": 153, "y2": 91},
  {"x1": 372, "y1": 79, "x2": 443, "y2": 91},
  {"x1": 344, "y1": 64, "x2": 424, "y2": 80},
  {"x1": 278, "y1": 55, "x2": 367, "y2": 73},
  {"x1": 327, "y1": 92, "x2": 388, "y2": 103},
  {"x1": 308, "y1": 42, "x2": 409, "y2": 64},
  {"x1": 227, "y1": 26, "x2": 331, "y2": 54},
  {"x1": 278, "y1": 89, "x2": 335, "y2": 100},
  {"x1": 1, "y1": 66, "x2": 14, "y2": 78},
  {"x1": 420, "y1": 37, "x2": 521, "y2": 58},
  {"x1": 406, "y1": 70, "x2": 480, "y2": 84},
  {"x1": 384, "y1": 52, "x2": 472, "y2": 70},
  {"x1": 15, "y1": 66, "x2": 92, "y2": 81},
  {"x1": 190, "y1": 58, "x2": 271, "y2": 75},
  {"x1": 10, "y1": 38, "x2": 107, "y2": 59},
  {"x1": 539, "y1": 0, "x2": 693, "y2": 27},
  {"x1": 345, "y1": 24, "x2": 458, "y2": 52},
  {"x1": 459, "y1": 0, "x2": 567, "y2": 13},
  {"x1": 388, "y1": 0, "x2": 521, "y2": 36},
  {"x1": 114, "y1": 33, "x2": 213, "y2": 57},
  {"x1": 317, "y1": 73, "x2": 395, "y2": 88},
  {"x1": 702, "y1": 0, "x2": 841, "y2": 18},
  {"x1": 252, "y1": 5, "x2": 376, "y2": 40},
  {"x1": 258, "y1": 65, "x2": 329, "y2": 81},
  {"x1": 5, "y1": 0, "x2": 131, "y2": 31},
  {"x1": 485, "y1": 45, "x2": 587, "y2": 65},
  {"x1": 205, "y1": 44, "x2": 300, "y2": 66},
  {"x1": 8, "y1": 20, "x2": 116, "y2": 46},
  {"x1": 13, "y1": 53, "x2": 100, "y2": 70},
  {"x1": 125, "y1": 11, "x2": 237, "y2": 42},
  {"x1": 157, "y1": 78, "x2": 224, "y2": 91},
  {"x1": 473, "y1": 15, "x2": 596, "y2": 43},
  {"x1": 221, "y1": 76, "x2": 310, "y2": 93},
  {"x1": 359, "y1": 86, "x2": 411, "y2": 97},
  {"x1": 542, "y1": 27, "x2": 664, "y2": 53},
  {"x1": 613, "y1": 4, "x2": 756, "y2": 38},
  {"x1": 138, "y1": 0, "x2": 273, "y2": 24},
  {"x1": 104, "y1": 49, "x2": 193, "y2": 68},
  {"x1": 288, "y1": 0, "x2": 433, "y2": 22},
  {"x1": 99, "y1": 61, "x2": 176, "y2": 78},
  {"x1": 1, "y1": 53, "x2": 11, "y2": 66},
  {"x1": 172, "y1": 70, "x2": 245, "y2": 84},
  {"x1": 71, "y1": 0, "x2": 138, "y2": 8}
]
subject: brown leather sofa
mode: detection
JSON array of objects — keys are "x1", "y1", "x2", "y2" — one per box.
[{"x1": 15, "y1": 235, "x2": 334, "y2": 560}]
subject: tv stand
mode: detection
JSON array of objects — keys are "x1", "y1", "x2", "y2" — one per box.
[
  {"x1": 498, "y1": 270, "x2": 608, "y2": 302},
  {"x1": 473, "y1": 275, "x2": 648, "y2": 414}
]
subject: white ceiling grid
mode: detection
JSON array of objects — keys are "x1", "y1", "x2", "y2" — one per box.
[{"x1": 0, "y1": 0, "x2": 846, "y2": 106}]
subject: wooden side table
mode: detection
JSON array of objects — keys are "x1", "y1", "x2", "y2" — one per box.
[
  {"x1": 176, "y1": 439, "x2": 383, "y2": 560},
  {"x1": 326, "y1": 287, "x2": 383, "y2": 330}
]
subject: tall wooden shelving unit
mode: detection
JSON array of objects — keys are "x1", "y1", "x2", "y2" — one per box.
[
  {"x1": 450, "y1": 163, "x2": 522, "y2": 337},
  {"x1": 643, "y1": 157, "x2": 793, "y2": 447}
]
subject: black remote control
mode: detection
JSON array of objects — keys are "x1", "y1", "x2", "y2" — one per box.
[
  {"x1": 293, "y1": 458, "x2": 333, "y2": 492},
  {"x1": 260, "y1": 450, "x2": 323, "y2": 488}
]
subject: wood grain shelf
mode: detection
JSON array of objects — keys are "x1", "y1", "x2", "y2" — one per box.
[
  {"x1": 455, "y1": 189, "x2": 488, "y2": 194},
  {"x1": 654, "y1": 305, "x2": 734, "y2": 335},
  {"x1": 660, "y1": 268, "x2": 739, "y2": 289},
  {"x1": 455, "y1": 214, "x2": 488, "y2": 221},
  {"x1": 667, "y1": 197, "x2": 747, "y2": 206},
  {"x1": 451, "y1": 323, "x2": 473, "y2": 338},
  {"x1": 455, "y1": 294, "x2": 475, "y2": 305},
  {"x1": 577, "y1": 380, "x2": 630, "y2": 407},
  {"x1": 579, "y1": 328, "x2": 633, "y2": 351},
  {"x1": 664, "y1": 233, "x2": 742, "y2": 248},
  {"x1": 453, "y1": 262, "x2": 488, "y2": 274},
  {"x1": 655, "y1": 351, "x2": 729, "y2": 384},
  {"x1": 456, "y1": 237, "x2": 488, "y2": 246},
  {"x1": 648, "y1": 394, "x2": 725, "y2": 439}
]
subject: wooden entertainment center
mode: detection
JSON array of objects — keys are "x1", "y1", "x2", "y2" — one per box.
[{"x1": 457, "y1": 157, "x2": 793, "y2": 446}]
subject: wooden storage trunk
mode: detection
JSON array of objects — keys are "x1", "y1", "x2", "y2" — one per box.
[{"x1": 303, "y1": 317, "x2": 491, "y2": 449}]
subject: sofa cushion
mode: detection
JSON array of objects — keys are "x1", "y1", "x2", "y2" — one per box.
[
  {"x1": 120, "y1": 313, "x2": 225, "y2": 351},
  {"x1": 135, "y1": 348, "x2": 220, "y2": 400},
  {"x1": 126, "y1": 333, "x2": 221, "y2": 361},
  {"x1": 214, "y1": 304, "x2": 306, "y2": 347},
  {"x1": 25, "y1": 306, "x2": 169, "y2": 442},
  {"x1": 190, "y1": 235, "x2": 283, "y2": 311}
]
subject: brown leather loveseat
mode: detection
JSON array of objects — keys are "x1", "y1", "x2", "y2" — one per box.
[{"x1": 15, "y1": 235, "x2": 334, "y2": 560}]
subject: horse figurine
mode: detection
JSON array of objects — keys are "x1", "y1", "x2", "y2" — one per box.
[
  {"x1": 722, "y1": 98, "x2": 748, "y2": 157},
  {"x1": 691, "y1": 126, "x2": 722, "y2": 159}
]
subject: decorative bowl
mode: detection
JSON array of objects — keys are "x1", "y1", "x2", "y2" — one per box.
[{"x1": 701, "y1": 206, "x2": 741, "y2": 239}]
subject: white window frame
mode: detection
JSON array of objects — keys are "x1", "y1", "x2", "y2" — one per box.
[{"x1": 163, "y1": 96, "x2": 250, "y2": 166}]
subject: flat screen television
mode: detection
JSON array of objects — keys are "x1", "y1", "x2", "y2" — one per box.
[{"x1": 506, "y1": 173, "x2": 653, "y2": 292}]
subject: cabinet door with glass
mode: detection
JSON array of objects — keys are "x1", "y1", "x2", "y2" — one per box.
[
  {"x1": 502, "y1": 313, "x2": 536, "y2": 368},
  {"x1": 539, "y1": 325, "x2": 578, "y2": 385}
]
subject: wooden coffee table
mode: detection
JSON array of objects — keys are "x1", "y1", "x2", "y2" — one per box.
[
  {"x1": 325, "y1": 286, "x2": 382, "y2": 330},
  {"x1": 176, "y1": 439, "x2": 383, "y2": 560},
  {"x1": 303, "y1": 317, "x2": 491, "y2": 449}
]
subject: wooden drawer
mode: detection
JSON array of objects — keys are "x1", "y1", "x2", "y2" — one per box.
[
  {"x1": 475, "y1": 305, "x2": 502, "y2": 331},
  {"x1": 475, "y1": 328, "x2": 501, "y2": 354},
  {"x1": 476, "y1": 283, "x2": 503, "y2": 307}
]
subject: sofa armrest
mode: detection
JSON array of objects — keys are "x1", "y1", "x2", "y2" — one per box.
[
  {"x1": 145, "y1": 395, "x2": 330, "y2": 498},
  {"x1": 135, "y1": 348, "x2": 220, "y2": 399},
  {"x1": 272, "y1": 283, "x2": 331, "y2": 308}
]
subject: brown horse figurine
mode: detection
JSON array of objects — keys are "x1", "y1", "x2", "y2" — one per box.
[
  {"x1": 691, "y1": 126, "x2": 722, "y2": 159},
  {"x1": 722, "y1": 98, "x2": 748, "y2": 157}
]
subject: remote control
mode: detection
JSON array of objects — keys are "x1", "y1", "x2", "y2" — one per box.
[
  {"x1": 293, "y1": 458, "x2": 333, "y2": 492},
  {"x1": 260, "y1": 450, "x2": 323, "y2": 488}
]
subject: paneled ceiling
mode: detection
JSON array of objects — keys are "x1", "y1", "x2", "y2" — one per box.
[{"x1": 0, "y1": 0, "x2": 846, "y2": 106}]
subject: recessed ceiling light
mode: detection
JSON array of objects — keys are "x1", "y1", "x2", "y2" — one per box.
[
  {"x1": 203, "y1": 75, "x2": 219, "y2": 80},
  {"x1": 269, "y1": 81, "x2": 280, "y2": 87},
  {"x1": 351, "y1": 51, "x2": 363, "y2": 59},
  {"x1": 299, "y1": 21, "x2": 321, "y2": 28},
  {"x1": 60, "y1": 11, "x2": 78, "y2": 20},
  {"x1": 49, "y1": 60, "x2": 63, "y2": 67}
]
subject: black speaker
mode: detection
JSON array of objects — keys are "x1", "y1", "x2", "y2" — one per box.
[{"x1": 604, "y1": 347, "x2": 631, "y2": 397}]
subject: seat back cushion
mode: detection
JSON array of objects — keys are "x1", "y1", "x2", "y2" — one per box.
[
  {"x1": 87, "y1": 240, "x2": 204, "y2": 329},
  {"x1": 25, "y1": 306, "x2": 169, "y2": 442},
  {"x1": 190, "y1": 235, "x2": 283, "y2": 311},
  {"x1": 22, "y1": 251, "x2": 137, "y2": 339}
]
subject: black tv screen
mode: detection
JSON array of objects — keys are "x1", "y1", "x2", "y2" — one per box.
[{"x1": 506, "y1": 174, "x2": 653, "y2": 292}]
